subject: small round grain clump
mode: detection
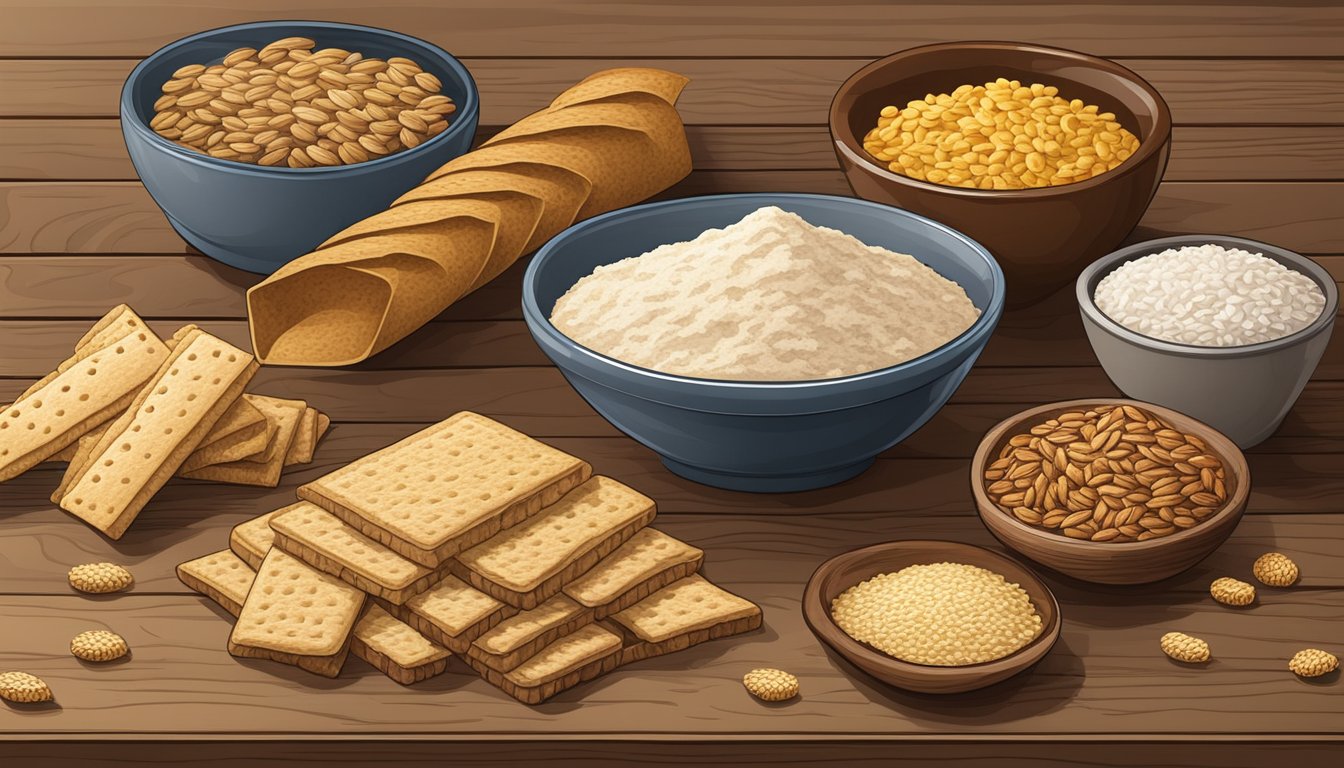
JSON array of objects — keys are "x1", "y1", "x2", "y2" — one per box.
[
  {"x1": 1253, "y1": 552, "x2": 1299, "y2": 587},
  {"x1": 1160, "y1": 631, "x2": 1211, "y2": 663},
  {"x1": 1288, "y1": 648, "x2": 1338, "y2": 678},
  {"x1": 68, "y1": 562, "x2": 133, "y2": 594},
  {"x1": 830, "y1": 562, "x2": 1043, "y2": 666},
  {"x1": 0, "y1": 671, "x2": 53, "y2": 703},
  {"x1": 1210, "y1": 577, "x2": 1256, "y2": 607},
  {"x1": 743, "y1": 668, "x2": 799, "y2": 702},
  {"x1": 70, "y1": 630, "x2": 129, "y2": 662}
]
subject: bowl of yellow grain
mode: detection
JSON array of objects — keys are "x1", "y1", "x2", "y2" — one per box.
[{"x1": 830, "y1": 41, "x2": 1171, "y2": 306}]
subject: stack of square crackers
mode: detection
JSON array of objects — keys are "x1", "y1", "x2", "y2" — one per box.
[
  {"x1": 0, "y1": 305, "x2": 330, "y2": 540},
  {"x1": 177, "y1": 411, "x2": 762, "y2": 703}
]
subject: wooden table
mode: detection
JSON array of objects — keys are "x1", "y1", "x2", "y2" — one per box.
[{"x1": 2, "y1": 2, "x2": 1341, "y2": 764}]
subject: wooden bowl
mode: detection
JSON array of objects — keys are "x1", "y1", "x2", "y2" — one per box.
[
  {"x1": 971, "y1": 399, "x2": 1250, "y2": 585},
  {"x1": 829, "y1": 41, "x2": 1172, "y2": 307},
  {"x1": 802, "y1": 540, "x2": 1061, "y2": 694}
]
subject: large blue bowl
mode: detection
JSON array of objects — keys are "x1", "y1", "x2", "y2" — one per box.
[
  {"x1": 523, "y1": 194, "x2": 1005, "y2": 492},
  {"x1": 120, "y1": 21, "x2": 480, "y2": 274}
]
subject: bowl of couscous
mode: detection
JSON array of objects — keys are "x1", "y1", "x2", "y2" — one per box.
[{"x1": 830, "y1": 41, "x2": 1171, "y2": 306}]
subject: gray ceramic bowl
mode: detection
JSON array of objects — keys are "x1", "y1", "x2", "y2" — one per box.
[
  {"x1": 522, "y1": 193, "x2": 1005, "y2": 492},
  {"x1": 1077, "y1": 235, "x2": 1337, "y2": 448},
  {"x1": 120, "y1": 21, "x2": 480, "y2": 274}
]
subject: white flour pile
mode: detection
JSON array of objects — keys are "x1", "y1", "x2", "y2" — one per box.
[
  {"x1": 549, "y1": 206, "x2": 981, "y2": 381},
  {"x1": 1094, "y1": 244, "x2": 1326, "y2": 347}
]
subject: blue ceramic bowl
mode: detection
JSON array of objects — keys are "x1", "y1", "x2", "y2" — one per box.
[
  {"x1": 120, "y1": 21, "x2": 480, "y2": 274},
  {"x1": 523, "y1": 194, "x2": 1005, "y2": 492}
]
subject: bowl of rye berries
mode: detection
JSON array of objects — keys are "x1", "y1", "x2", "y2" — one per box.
[{"x1": 971, "y1": 399, "x2": 1250, "y2": 584}]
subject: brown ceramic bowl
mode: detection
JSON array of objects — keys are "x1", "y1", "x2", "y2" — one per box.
[
  {"x1": 830, "y1": 41, "x2": 1172, "y2": 306},
  {"x1": 802, "y1": 540, "x2": 1061, "y2": 694},
  {"x1": 971, "y1": 399, "x2": 1250, "y2": 585}
]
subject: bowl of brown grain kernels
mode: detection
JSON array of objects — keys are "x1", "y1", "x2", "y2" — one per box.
[
  {"x1": 830, "y1": 42, "x2": 1172, "y2": 307},
  {"x1": 971, "y1": 399, "x2": 1249, "y2": 585},
  {"x1": 120, "y1": 21, "x2": 479, "y2": 274}
]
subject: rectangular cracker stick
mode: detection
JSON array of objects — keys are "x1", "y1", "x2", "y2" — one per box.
[
  {"x1": 564, "y1": 527, "x2": 704, "y2": 619},
  {"x1": 609, "y1": 575, "x2": 762, "y2": 666},
  {"x1": 229, "y1": 505, "x2": 288, "y2": 570},
  {"x1": 270, "y1": 501, "x2": 451, "y2": 605},
  {"x1": 283, "y1": 407, "x2": 321, "y2": 466},
  {"x1": 179, "y1": 396, "x2": 304, "y2": 487},
  {"x1": 452, "y1": 476, "x2": 656, "y2": 609},
  {"x1": 178, "y1": 395, "x2": 270, "y2": 473},
  {"x1": 19, "y1": 305, "x2": 154, "y2": 403},
  {"x1": 298, "y1": 412, "x2": 591, "y2": 567},
  {"x1": 387, "y1": 573, "x2": 517, "y2": 654},
  {"x1": 467, "y1": 594, "x2": 594, "y2": 673},
  {"x1": 228, "y1": 548, "x2": 366, "y2": 678},
  {"x1": 2, "y1": 306, "x2": 169, "y2": 481},
  {"x1": 467, "y1": 622, "x2": 624, "y2": 705},
  {"x1": 176, "y1": 549, "x2": 257, "y2": 617},
  {"x1": 58, "y1": 326, "x2": 257, "y2": 539},
  {"x1": 351, "y1": 603, "x2": 453, "y2": 685}
]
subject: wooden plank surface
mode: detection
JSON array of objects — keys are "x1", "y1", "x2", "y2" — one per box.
[{"x1": 5, "y1": 2, "x2": 1343, "y2": 57}]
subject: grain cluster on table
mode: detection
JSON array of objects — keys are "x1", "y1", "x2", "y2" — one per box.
[{"x1": 1, "y1": 1, "x2": 1342, "y2": 765}]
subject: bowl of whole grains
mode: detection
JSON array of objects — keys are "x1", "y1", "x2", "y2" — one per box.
[
  {"x1": 971, "y1": 399, "x2": 1250, "y2": 585},
  {"x1": 830, "y1": 41, "x2": 1171, "y2": 306},
  {"x1": 523, "y1": 193, "x2": 1004, "y2": 493},
  {"x1": 120, "y1": 21, "x2": 479, "y2": 273},
  {"x1": 1078, "y1": 235, "x2": 1337, "y2": 448},
  {"x1": 802, "y1": 540, "x2": 1061, "y2": 694}
]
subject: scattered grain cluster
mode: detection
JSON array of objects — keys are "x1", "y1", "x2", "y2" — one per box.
[
  {"x1": 68, "y1": 562, "x2": 134, "y2": 594},
  {"x1": 1209, "y1": 577, "x2": 1256, "y2": 607},
  {"x1": 1289, "y1": 649, "x2": 1338, "y2": 678},
  {"x1": 1252, "y1": 552, "x2": 1300, "y2": 587},
  {"x1": 830, "y1": 562, "x2": 1042, "y2": 666},
  {"x1": 862, "y1": 78, "x2": 1140, "y2": 190},
  {"x1": 150, "y1": 37, "x2": 455, "y2": 167},
  {"x1": 0, "y1": 671, "x2": 53, "y2": 703},
  {"x1": 742, "y1": 668, "x2": 800, "y2": 701},
  {"x1": 1160, "y1": 631, "x2": 1211, "y2": 663},
  {"x1": 70, "y1": 630, "x2": 130, "y2": 663}
]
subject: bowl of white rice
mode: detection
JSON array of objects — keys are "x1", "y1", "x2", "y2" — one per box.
[{"x1": 1077, "y1": 235, "x2": 1336, "y2": 447}]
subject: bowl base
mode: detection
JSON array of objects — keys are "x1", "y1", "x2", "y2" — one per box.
[
  {"x1": 660, "y1": 456, "x2": 874, "y2": 493},
  {"x1": 166, "y1": 214, "x2": 287, "y2": 275}
]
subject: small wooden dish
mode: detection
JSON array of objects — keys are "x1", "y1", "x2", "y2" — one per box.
[
  {"x1": 802, "y1": 540, "x2": 1061, "y2": 694},
  {"x1": 971, "y1": 398, "x2": 1250, "y2": 585}
]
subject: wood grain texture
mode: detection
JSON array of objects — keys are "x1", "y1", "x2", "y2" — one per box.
[
  {"x1": 2, "y1": 181, "x2": 1341, "y2": 254},
  {"x1": 8, "y1": 121, "x2": 1344, "y2": 181},
  {"x1": 5, "y1": 58, "x2": 1344, "y2": 126},
  {"x1": 4, "y1": 3, "x2": 1343, "y2": 57}
]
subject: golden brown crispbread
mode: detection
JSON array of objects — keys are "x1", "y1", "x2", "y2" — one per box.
[
  {"x1": 298, "y1": 412, "x2": 591, "y2": 567},
  {"x1": 270, "y1": 501, "x2": 448, "y2": 604},
  {"x1": 179, "y1": 395, "x2": 270, "y2": 472},
  {"x1": 453, "y1": 476, "x2": 656, "y2": 608},
  {"x1": 610, "y1": 575, "x2": 762, "y2": 647},
  {"x1": 58, "y1": 327, "x2": 257, "y2": 539},
  {"x1": 229, "y1": 506, "x2": 288, "y2": 570},
  {"x1": 282, "y1": 406, "x2": 321, "y2": 465},
  {"x1": 563, "y1": 527, "x2": 703, "y2": 618},
  {"x1": 228, "y1": 549, "x2": 365, "y2": 678},
  {"x1": 390, "y1": 573, "x2": 516, "y2": 653},
  {"x1": 469, "y1": 622, "x2": 624, "y2": 704},
  {"x1": 467, "y1": 594, "x2": 594, "y2": 673},
  {"x1": 177, "y1": 549, "x2": 256, "y2": 617},
  {"x1": 180, "y1": 395, "x2": 305, "y2": 487},
  {"x1": 350, "y1": 603, "x2": 452, "y2": 685}
]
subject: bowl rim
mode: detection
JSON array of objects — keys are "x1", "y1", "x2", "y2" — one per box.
[
  {"x1": 828, "y1": 40, "x2": 1173, "y2": 199},
  {"x1": 1076, "y1": 234, "x2": 1339, "y2": 358},
  {"x1": 801, "y1": 539, "x2": 1062, "y2": 680},
  {"x1": 521, "y1": 192, "x2": 1005, "y2": 391},
  {"x1": 970, "y1": 398, "x2": 1251, "y2": 551},
  {"x1": 119, "y1": 19, "x2": 480, "y2": 176}
]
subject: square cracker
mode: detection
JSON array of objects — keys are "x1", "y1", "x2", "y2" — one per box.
[
  {"x1": 563, "y1": 527, "x2": 704, "y2": 619},
  {"x1": 388, "y1": 573, "x2": 517, "y2": 654},
  {"x1": 298, "y1": 412, "x2": 591, "y2": 567},
  {"x1": 610, "y1": 575, "x2": 762, "y2": 665},
  {"x1": 467, "y1": 622, "x2": 624, "y2": 705},
  {"x1": 176, "y1": 549, "x2": 256, "y2": 617},
  {"x1": 228, "y1": 548, "x2": 366, "y2": 678},
  {"x1": 467, "y1": 594, "x2": 594, "y2": 673},
  {"x1": 452, "y1": 476, "x2": 656, "y2": 609},
  {"x1": 179, "y1": 395, "x2": 271, "y2": 473},
  {"x1": 350, "y1": 603, "x2": 453, "y2": 685},
  {"x1": 229, "y1": 506, "x2": 288, "y2": 570},
  {"x1": 270, "y1": 501, "x2": 450, "y2": 605},
  {"x1": 57, "y1": 326, "x2": 257, "y2": 539},
  {"x1": 2, "y1": 305, "x2": 169, "y2": 482},
  {"x1": 180, "y1": 396, "x2": 305, "y2": 487},
  {"x1": 283, "y1": 406, "x2": 325, "y2": 466}
]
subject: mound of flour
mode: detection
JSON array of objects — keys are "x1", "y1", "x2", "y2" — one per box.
[{"x1": 549, "y1": 206, "x2": 980, "y2": 381}]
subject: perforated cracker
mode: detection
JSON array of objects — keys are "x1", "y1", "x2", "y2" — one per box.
[
  {"x1": 270, "y1": 501, "x2": 448, "y2": 604},
  {"x1": 180, "y1": 395, "x2": 305, "y2": 487},
  {"x1": 468, "y1": 594, "x2": 595, "y2": 673},
  {"x1": 350, "y1": 603, "x2": 452, "y2": 685},
  {"x1": 179, "y1": 395, "x2": 270, "y2": 472},
  {"x1": 469, "y1": 622, "x2": 624, "y2": 704},
  {"x1": 612, "y1": 574, "x2": 762, "y2": 664},
  {"x1": 453, "y1": 475, "x2": 656, "y2": 608},
  {"x1": 283, "y1": 406, "x2": 323, "y2": 465},
  {"x1": 228, "y1": 548, "x2": 365, "y2": 678},
  {"x1": 177, "y1": 549, "x2": 256, "y2": 616},
  {"x1": 563, "y1": 527, "x2": 703, "y2": 618},
  {"x1": 229, "y1": 507, "x2": 286, "y2": 569},
  {"x1": 298, "y1": 412, "x2": 591, "y2": 567},
  {"x1": 58, "y1": 327, "x2": 258, "y2": 539},
  {"x1": 393, "y1": 573, "x2": 516, "y2": 653}
]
